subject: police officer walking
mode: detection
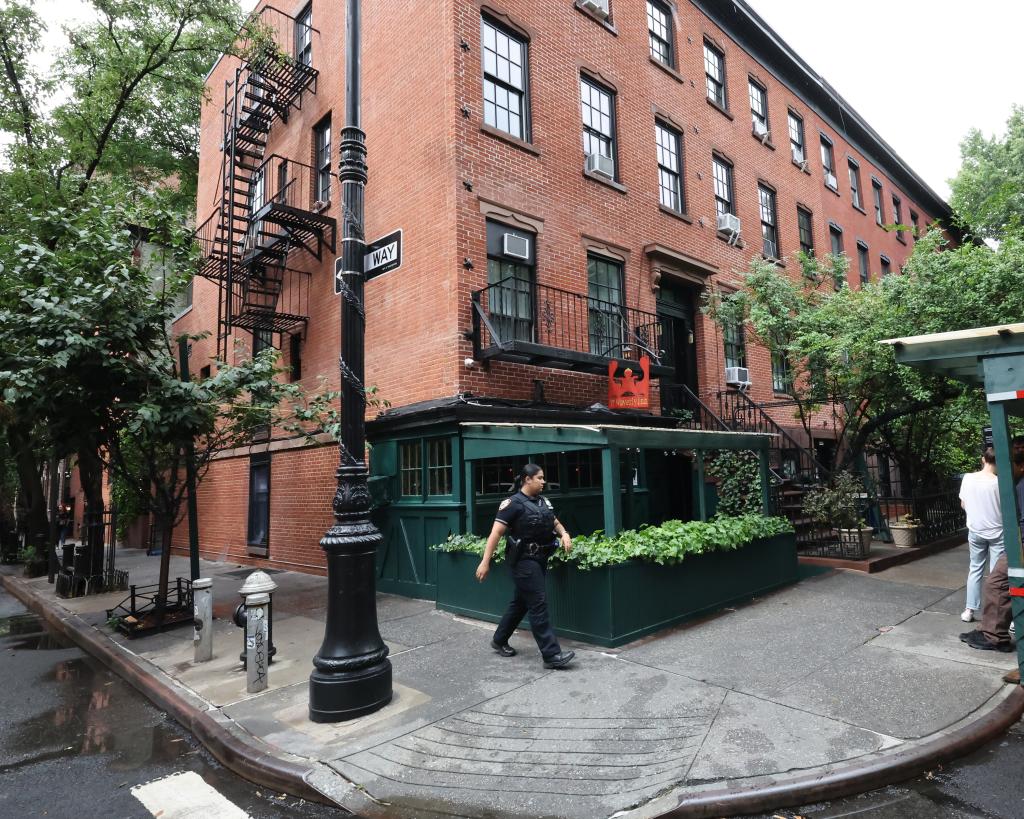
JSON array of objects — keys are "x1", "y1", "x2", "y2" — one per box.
[{"x1": 476, "y1": 463, "x2": 576, "y2": 669}]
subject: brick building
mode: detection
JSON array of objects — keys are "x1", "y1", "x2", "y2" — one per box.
[{"x1": 173, "y1": 0, "x2": 950, "y2": 593}]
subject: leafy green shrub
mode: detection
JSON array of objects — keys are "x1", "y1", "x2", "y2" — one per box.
[
  {"x1": 432, "y1": 514, "x2": 792, "y2": 571},
  {"x1": 706, "y1": 450, "x2": 762, "y2": 516},
  {"x1": 802, "y1": 471, "x2": 866, "y2": 528}
]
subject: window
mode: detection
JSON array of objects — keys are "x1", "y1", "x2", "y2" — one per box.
[
  {"x1": 771, "y1": 349, "x2": 790, "y2": 393},
  {"x1": 199, "y1": 365, "x2": 211, "y2": 381},
  {"x1": 175, "y1": 276, "x2": 193, "y2": 316},
  {"x1": 566, "y1": 450, "x2": 601, "y2": 490},
  {"x1": 820, "y1": 136, "x2": 836, "y2": 188},
  {"x1": 848, "y1": 160, "x2": 862, "y2": 209},
  {"x1": 872, "y1": 180, "x2": 884, "y2": 225},
  {"x1": 723, "y1": 317, "x2": 746, "y2": 369},
  {"x1": 295, "y1": 4, "x2": 312, "y2": 67},
  {"x1": 829, "y1": 225, "x2": 845, "y2": 289},
  {"x1": 313, "y1": 115, "x2": 331, "y2": 203},
  {"x1": 748, "y1": 79, "x2": 768, "y2": 134},
  {"x1": 580, "y1": 75, "x2": 616, "y2": 172},
  {"x1": 486, "y1": 221, "x2": 535, "y2": 343},
  {"x1": 289, "y1": 333, "x2": 302, "y2": 382},
  {"x1": 910, "y1": 210, "x2": 920, "y2": 239},
  {"x1": 758, "y1": 184, "x2": 779, "y2": 259},
  {"x1": 253, "y1": 327, "x2": 273, "y2": 355},
  {"x1": 703, "y1": 41, "x2": 726, "y2": 108},
  {"x1": 399, "y1": 441, "x2": 422, "y2": 497},
  {"x1": 892, "y1": 196, "x2": 904, "y2": 241},
  {"x1": 880, "y1": 255, "x2": 891, "y2": 277},
  {"x1": 247, "y1": 453, "x2": 270, "y2": 550},
  {"x1": 797, "y1": 207, "x2": 814, "y2": 255},
  {"x1": 647, "y1": 1, "x2": 673, "y2": 66},
  {"x1": 482, "y1": 18, "x2": 529, "y2": 141},
  {"x1": 712, "y1": 155, "x2": 734, "y2": 217},
  {"x1": 476, "y1": 457, "x2": 517, "y2": 495},
  {"x1": 587, "y1": 255, "x2": 624, "y2": 355},
  {"x1": 427, "y1": 438, "x2": 453, "y2": 496},
  {"x1": 857, "y1": 241, "x2": 870, "y2": 285},
  {"x1": 788, "y1": 110, "x2": 805, "y2": 162},
  {"x1": 655, "y1": 121, "x2": 683, "y2": 212}
]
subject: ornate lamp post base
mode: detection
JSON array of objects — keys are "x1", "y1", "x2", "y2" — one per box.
[{"x1": 309, "y1": 661, "x2": 392, "y2": 723}]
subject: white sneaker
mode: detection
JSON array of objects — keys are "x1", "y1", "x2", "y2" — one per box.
[
  {"x1": 960, "y1": 608, "x2": 975, "y2": 623},
  {"x1": 1010, "y1": 621, "x2": 1016, "y2": 636}
]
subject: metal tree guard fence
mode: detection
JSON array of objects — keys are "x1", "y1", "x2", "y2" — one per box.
[{"x1": 55, "y1": 509, "x2": 128, "y2": 598}]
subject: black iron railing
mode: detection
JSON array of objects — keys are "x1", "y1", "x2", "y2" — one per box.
[
  {"x1": 472, "y1": 278, "x2": 670, "y2": 368},
  {"x1": 659, "y1": 383, "x2": 729, "y2": 431}
]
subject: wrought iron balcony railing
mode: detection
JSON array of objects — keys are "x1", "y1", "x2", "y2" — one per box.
[{"x1": 471, "y1": 279, "x2": 672, "y2": 375}]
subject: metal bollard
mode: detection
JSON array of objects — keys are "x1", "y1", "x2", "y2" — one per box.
[
  {"x1": 232, "y1": 570, "x2": 277, "y2": 667},
  {"x1": 245, "y1": 591, "x2": 270, "y2": 693},
  {"x1": 192, "y1": 577, "x2": 213, "y2": 663}
]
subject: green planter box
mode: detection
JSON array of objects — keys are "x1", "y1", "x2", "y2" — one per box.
[{"x1": 436, "y1": 533, "x2": 798, "y2": 648}]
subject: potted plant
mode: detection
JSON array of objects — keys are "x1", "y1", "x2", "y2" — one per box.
[
  {"x1": 802, "y1": 471, "x2": 873, "y2": 558},
  {"x1": 18, "y1": 544, "x2": 49, "y2": 578},
  {"x1": 889, "y1": 514, "x2": 921, "y2": 548}
]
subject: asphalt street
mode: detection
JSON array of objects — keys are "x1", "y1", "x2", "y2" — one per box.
[{"x1": 0, "y1": 586, "x2": 346, "y2": 819}]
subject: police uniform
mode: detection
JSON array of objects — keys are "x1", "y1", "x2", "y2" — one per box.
[{"x1": 491, "y1": 491, "x2": 564, "y2": 661}]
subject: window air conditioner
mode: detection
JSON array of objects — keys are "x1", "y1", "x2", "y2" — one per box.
[
  {"x1": 791, "y1": 146, "x2": 804, "y2": 164},
  {"x1": 725, "y1": 366, "x2": 751, "y2": 386},
  {"x1": 825, "y1": 171, "x2": 838, "y2": 189},
  {"x1": 502, "y1": 232, "x2": 530, "y2": 261},
  {"x1": 717, "y1": 211, "x2": 741, "y2": 236},
  {"x1": 753, "y1": 120, "x2": 770, "y2": 142},
  {"x1": 585, "y1": 152, "x2": 615, "y2": 179},
  {"x1": 582, "y1": 0, "x2": 610, "y2": 18}
]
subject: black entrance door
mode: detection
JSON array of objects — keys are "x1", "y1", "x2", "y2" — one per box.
[{"x1": 656, "y1": 282, "x2": 699, "y2": 414}]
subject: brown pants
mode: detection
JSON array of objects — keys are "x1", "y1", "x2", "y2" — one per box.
[{"x1": 980, "y1": 553, "x2": 1012, "y2": 644}]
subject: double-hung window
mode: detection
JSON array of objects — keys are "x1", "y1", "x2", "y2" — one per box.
[
  {"x1": 647, "y1": 1, "x2": 673, "y2": 67},
  {"x1": 772, "y1": 349, "x2": 790, "y2": 393},
  {"x1": 910, "y1": 210, "x2": 920, "y2": 239},
  {"x1": 580, "y1": 76, "x2": 616, "y2": 173},
  {"x1": 820, "y1": 136, "x2": 837, "y2": 189},
  {"x1": 892, "y1": 196, "x2": 904, "y2": 241},
  {"x1": 486, "y1": 221, "x2": 535, "y2": 343},
  {"x1": 872, "y1": 180, "x2": 884, "y2": 225},
  {"x1": 587, "y1": 255, "x2": 624, "y2": 356},
  {"x1": 857, "y1": 241, "x2": 870, "y2": 285},
  {"x1": 703, "y1": 41, "x2": 726, "y2": 108},
  {"x1": 399, "y1": 441, "x2": 422, "y2": 497},
  {"x1": 712, "y1": 155, "x2": 734, "y2": 218},
  {"x1": 482, "y1": 18, "x2": 529, "y2": 141},
  {"x1": 313, "y1": 115, "x2": 331, "y2": 203},
  {"x1": 797, "y1": 207, "x2": 814, "y2": 256},
  {"x1": 788, "y1": 110, "x2": 805, "y2": 163},
  {"x1": 880, "y1": 255, "x2": 891, "y2": 276},
  {"x1": 247, "y1": 452, "x2": 270, "y2": 552},
  {"x1": 829, "y1": 225, "x2": 845, "y2": 290},
  {"x1": 748, "y1": 79, "x2": 768, "y2": 135},
  {"x1": 655, "y1": 121, "x2": 683, "y2": 212},
  {"x1": 758, "y1": 184, "x2": 779, "y2": 259},
  {"x1": 295, "y1": 4, "x2": 312, "y2": 67},
  {"x1": 848, "y1": 160, "x2": 862, "y2": 209},
  {"x1": 723, "y1": 318, "x2": 746, "y2": 370}
]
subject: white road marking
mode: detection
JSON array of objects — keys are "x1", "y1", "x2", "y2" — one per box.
[{"x1": 130, "y1": 771, "x2": 250, "y2": 819}]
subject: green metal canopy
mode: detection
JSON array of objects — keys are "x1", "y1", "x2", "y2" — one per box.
[{"x1": 882, "y1": 322, "x2": 1024, "y2": 676}]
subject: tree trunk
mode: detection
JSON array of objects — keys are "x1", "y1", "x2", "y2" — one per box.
[
  {"x1": 8, "y1": 424, "x2": 48, "y2": 548},
  {"x1": 154, "y1": 513, "x2": 172, "y2": 620},
  {"x1": 77, "y1": 446, "x2": 104, "y2": 515}
]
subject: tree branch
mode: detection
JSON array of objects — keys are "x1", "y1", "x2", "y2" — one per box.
[{"x1": 0, "y1": 30, "x2": 35, "y2": 151}]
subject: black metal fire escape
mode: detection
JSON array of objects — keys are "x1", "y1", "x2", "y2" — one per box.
[{"x1": 195, "y1": 7, "x2": 336, "y2": 361}]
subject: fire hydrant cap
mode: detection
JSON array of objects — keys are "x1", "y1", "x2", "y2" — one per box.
[
  {"x1": 193, "y1": 577, "x2": 213, "y2": 590},
  {"x1": 238, "y1": 570, "x2": 277, "y2": 596}
]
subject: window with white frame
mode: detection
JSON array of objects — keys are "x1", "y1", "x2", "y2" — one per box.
[
  {"x1": 655, "y1": 121, "x2": 683, "y2": 212},
  {"x1": 647, "y1": 1, "x2": 673, "y2": 66},
  {"x1": 482, "y1": 17, "x2": 529, "y2": 141},
  {"x1": 703, "y1": 41, "x2": 726, "y2": 108}
]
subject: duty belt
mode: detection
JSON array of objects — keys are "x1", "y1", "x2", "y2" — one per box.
[{"x1": 522, "y1": 541, "x2": 553, "y2": 557}]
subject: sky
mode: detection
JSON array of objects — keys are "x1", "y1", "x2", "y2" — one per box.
[{"x1": 24, "y1": 0, "x2": 1024, "y2": 203}]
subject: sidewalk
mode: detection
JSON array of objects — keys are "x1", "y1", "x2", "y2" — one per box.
[{"x1": 3, "y1": 544, "x2": 1021, "y2": 818}]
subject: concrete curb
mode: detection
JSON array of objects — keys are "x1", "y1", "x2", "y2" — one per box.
[
  {"x1": 657, "y1": 685, "x2": 1024, "y2": 818},
  {"x1": 2, "y1": 575, "x2": 339, "y2": 811}
]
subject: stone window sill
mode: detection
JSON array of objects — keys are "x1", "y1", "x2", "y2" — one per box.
[
  {"x1": 650, "y1": 56, "x2": 684, "y2": 84},
  {"x1": 706, "y1": 97, "x2": 733, "y2": 121},
  {"x1": 716, "y1": 229, "x2": 744, "y2": 249},
  {"x1": 480, "y1": 124, "x2": 541, "y2": 157},
  {"x1": 659, "y1": 204, "x2": 693, "y2": 224},
  {"x1": 583, "y1": 169, "x2": 627, "y2": 194},
  {"x1": 574, "y1": 1, "x2": 617, "y2": 35}
]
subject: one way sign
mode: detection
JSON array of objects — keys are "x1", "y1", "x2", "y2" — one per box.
[{"x1": 335, "y1": 229, "x2": 403, "y2": 294}]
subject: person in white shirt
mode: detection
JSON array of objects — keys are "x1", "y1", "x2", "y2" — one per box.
[{"x1": 958, "y1": 447, "x2": 1004, "y2": 622}]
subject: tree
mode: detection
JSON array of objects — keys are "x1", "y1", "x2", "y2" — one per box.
[
  {"x1": 0, "y1": 0, "x2": 243, "y2": 544},
  {"x1": 949, "y1": 106, "x2": 1024, "y2": 241}
]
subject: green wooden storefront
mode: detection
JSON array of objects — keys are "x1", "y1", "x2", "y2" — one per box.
[{"x1": 367, "y1": 400, "x2": 774, "y2": 600}]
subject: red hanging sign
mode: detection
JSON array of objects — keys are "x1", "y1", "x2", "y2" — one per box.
[{"x1": 608, "y1": 355, "x2": 650, "y2": 410}]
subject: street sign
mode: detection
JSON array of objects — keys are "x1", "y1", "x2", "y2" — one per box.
[{"x1": 335, "y1": 229, "x2": 403, "y2": 294}]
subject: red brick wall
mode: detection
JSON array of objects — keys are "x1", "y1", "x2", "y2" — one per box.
[{"x1": 172, "y1": 0, "x2": 942, "y2": 569}]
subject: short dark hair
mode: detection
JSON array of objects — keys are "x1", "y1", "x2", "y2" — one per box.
[{"x1": 982, "y1": 447, "x2": 996, "y2": 465}]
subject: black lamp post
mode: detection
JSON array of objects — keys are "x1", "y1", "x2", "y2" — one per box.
[{"x1": 308, "y1": 0, "x2": 392, "y2": 723}]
